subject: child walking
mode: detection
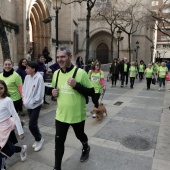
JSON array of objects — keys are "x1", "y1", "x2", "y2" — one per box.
[
  {"x1": 0, "y1": 80, "x2": 27, "y2": 170},
  {"x1": 22, "y1": 61, "x2": 45, "y2": 152}
]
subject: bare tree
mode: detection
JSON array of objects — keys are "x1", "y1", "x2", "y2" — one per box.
[
  {"x1": 62, "y1": 0, "x2": 97, "y2": 67},
  {"x1": 94, "y1": 0, "x2": 144, "y2": 62},
  {"x1": 93, "y1": 5, "x2": 121, "y2": 59},
  {"x1": 146, "y1": 0, "x2": 170, "y2": 38},
  {"x1": 116, "y1": 1, "x2": 146, "y2": 62}
]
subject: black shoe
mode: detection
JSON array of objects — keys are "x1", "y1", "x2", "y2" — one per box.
[
  {"x1": 44, "y1": 101, "x2": 49, "y2": 105},
  {"x1": 80, "y1": 146, "x2": 90, "y2": 162}
]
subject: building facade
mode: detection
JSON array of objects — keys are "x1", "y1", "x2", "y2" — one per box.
[
  {"x1": 151, "y1": 0, "x2": 170, "y2": 62},
  {"x1": 0, "y1": 0, "x2": 154, "y2": 69}
]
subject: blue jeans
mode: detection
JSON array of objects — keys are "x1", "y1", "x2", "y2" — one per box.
[
  {"x1": 159, "y1": 78, "x2": 165, "y2": 87},
  {"x1": 121, "y1": 72, "x2": 128, "y2": 85},
  {"x1": 130, "y1": 77, "x2": 135, "y2": 88},
  {"x1": 28, "y1": 105, "x2": 42, "y2": 141},
  {"x1": 0, "y1": 156, "x2": 6, "y2": 170}
]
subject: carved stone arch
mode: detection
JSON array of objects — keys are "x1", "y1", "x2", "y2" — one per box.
[
  {"x1": 81, "y1": 27, "x2": 115, "y2": 50},
  {"x1": 90, "y1": 37, "x2": 111, "y2": 52},
  {"x1": 27, "y1": 0, "x2": 51, "y2": 59},
  {"x1": 34, "y1": 3, "x2": 43, "y2": 50},
  {"x1": 31, "y1": 6, "x2": 41, "y2": 57},
  {"x1": 96, "y1": 43, "x2": 109, "y2": 64},
  {"x1": 88, "y1": 31, "x2": 117, "y2": 63},
  {"x1": 90, "y1": 27, "x2": 111, "y2": 38}
]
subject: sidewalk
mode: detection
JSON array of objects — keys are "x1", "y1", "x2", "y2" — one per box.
[{"x1": 7, "y1": 73, "x2": 170, "y2": 170}]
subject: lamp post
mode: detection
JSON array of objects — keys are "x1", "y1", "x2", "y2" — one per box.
[
  {"x1": 158, "y1": 52, "x2": 161, "y2": 62},
  {"x1": 150, "y1": 45, "x2": 154, "y2": 62},
  {"x1": 156, "y1": 51, "x2": 159, "y2": 62},
  {"x1": 117, "y1": 29, "x2": 122, "y2": 59},
  {"x1": 135, "y1": 41, "x2": 139, "y2": 62},
  {"x1": 52, "y1": 0, "x2": 62, "y2": 54}
]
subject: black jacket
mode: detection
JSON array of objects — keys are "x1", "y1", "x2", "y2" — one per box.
[
  {"x1": 110, "y1": 62, "x2": 120, "y2": 75},
  {"x1": 119, "y1": 61, "x2": 131, "y2": 74}
]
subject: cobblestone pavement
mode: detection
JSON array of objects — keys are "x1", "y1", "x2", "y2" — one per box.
[{"x1": 7, "y1": 72, "x2": 170, "y2": 170}]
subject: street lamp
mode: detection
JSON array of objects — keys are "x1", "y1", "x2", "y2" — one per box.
[
  {"x1": 135, "y1": 41, "x2": 140, "y2": 61},
  {"x1": 117, "y1": 29, "x2": 122, "y2": 59},
  {"x1": 150, "y1": 45, "x2": 154, "y2": 62},
  {"x1": 156, "y1": 51, "x2": 159, "y2": 62},
  {"x1": 52, "y1": 0, "x2": 62, "y2": 54}
]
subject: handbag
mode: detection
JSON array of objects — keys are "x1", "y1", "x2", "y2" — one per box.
[
  {"x1": 152, "y1": 78, "x2": 156, "y2": 85},
  {"x1": 166, "y1": 74, "x2": 170, "y2": 81}
]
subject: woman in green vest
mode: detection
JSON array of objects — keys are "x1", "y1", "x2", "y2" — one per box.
[
  {"x1": 138, "y1": 60, "x2": 145, "y2": 81},
  {"x1": 145, "y1": 64, "x2": 154, "y2": 90},
  {"x1": 129, "y1": 61, "x2": 137, "y2": 88},
  {"x1": 158, "y1": 62, "x2": 168, "y2": 91},
  {"x1": 0, "y1": 59, "x2": 23, "y2": 115},
  {"x1": 88, "y1": 61, "x2": 106, "y2": 118}
]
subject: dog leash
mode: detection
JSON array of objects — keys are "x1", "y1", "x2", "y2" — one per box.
[{"x1": 100, "y1": 88, "x2": 106, "y2": 103}]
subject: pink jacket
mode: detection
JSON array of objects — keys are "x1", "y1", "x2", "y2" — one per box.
[{"x1": 0, "y1": 117, "x2": 15, "y2": 157}]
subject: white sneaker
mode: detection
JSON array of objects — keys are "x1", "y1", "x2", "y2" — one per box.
[
  {"x1": 20, "y1": 145, "x2": 27, "y2": 162},
  {"x1": 92, "y1": 113, "x2": 96, "y2": 118},
  {"x1": 34, "y1": 138, "x2": 44, "y2": 152},
  {"x1": 159, "y1": 88, "x2": 161, "y2": 91},
  {"x1": 32, "y1": 142, "x2": 37, "y2": 149}
]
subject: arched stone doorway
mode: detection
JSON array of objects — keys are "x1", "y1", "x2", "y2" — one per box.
[
  {"x1": 28, "y1": 0, "x2": 51, "y2": 59},
  {"x1": 87, "y1": 30, "x2": 117, "y2": 63},
  {"x1": 96, "y1": 43, "x2": 109, "y2": 64}
]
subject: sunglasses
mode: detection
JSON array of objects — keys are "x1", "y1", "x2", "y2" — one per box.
[{"x1": 96, "y1": 64, "x2": 99, "y2": 66}]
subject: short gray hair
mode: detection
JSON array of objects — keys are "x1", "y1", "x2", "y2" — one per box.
[
  {"x1": 58, "y1": 46, "x2": 72, "y2": 56},
  {"x1": 161, "y1": 62, "x2": 165, "y2": 65}
]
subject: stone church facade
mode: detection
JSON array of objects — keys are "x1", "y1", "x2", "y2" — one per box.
[{"x1": 0, "y1": 0, "x2": 153, "y2": 67}]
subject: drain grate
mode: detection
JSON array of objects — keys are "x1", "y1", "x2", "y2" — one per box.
[
  {"x1": 122, "y1": 136, "x2": 152, "y2": 151},
  {"x1": 114, "y1": 101, "x2": 123, "y2": 106}
]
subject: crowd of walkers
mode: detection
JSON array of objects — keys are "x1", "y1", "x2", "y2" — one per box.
[
  {"x1": 0, "y1": 59, "x2": 46, "y2": 169},
  {"x1": 109, "y1": 58, "x2": 169, "y2": 90},
  {"x1": 0, "y1": 45, "x2": 170, "y2": 170},
  {"x1": 0, "y1": 46, "x2": 60, "y2": 169}
]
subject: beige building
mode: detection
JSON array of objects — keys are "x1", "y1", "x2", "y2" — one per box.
[
  {"x1": 0, "y1": 0, "x2": 154, "y2": 68},
  {"x1": 151, "y1": 0, "x2": 170, "y2": 62}
]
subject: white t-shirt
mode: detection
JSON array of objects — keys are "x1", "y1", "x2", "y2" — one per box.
[{"x1": 0, "y1": 97, "x2": 24, "y2": 135}]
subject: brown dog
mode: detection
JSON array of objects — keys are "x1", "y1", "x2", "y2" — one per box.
[{"x1": 92, "y1": 103, "x2": 107, "y2": 122}]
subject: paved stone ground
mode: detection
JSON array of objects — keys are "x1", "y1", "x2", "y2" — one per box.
[{"x1": 6, "y1": 72, "x2": 170, "y2": 170}]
